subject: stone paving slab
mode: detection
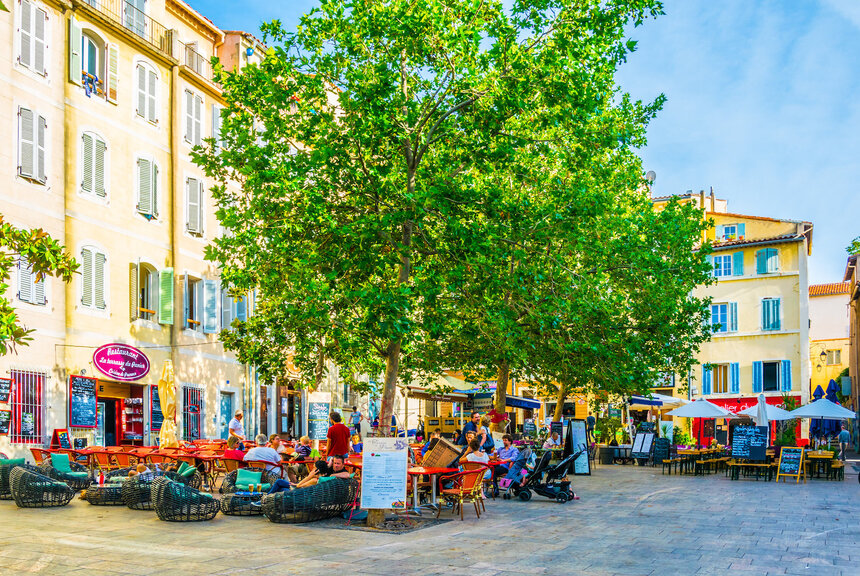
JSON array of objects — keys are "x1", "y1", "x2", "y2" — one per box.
[{"x1": 0, "y1": 466, "x2": 858, "y2": 575}]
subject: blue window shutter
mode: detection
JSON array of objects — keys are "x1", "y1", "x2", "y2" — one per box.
[
  {"x1": 203, "y1": 279, "x2": 217, "y2": 333},
  {"x1": 732, "y1": 251, "x2": 744, "y2": 276},
  {"x1": 767, "y1": 248, "x2": 779, "y2": 273},
  {"x1": 235, "y1": 295, "x2": 247, "y2": 321},
  {"x1": 715, "y1": 225, "x2": 724, "y2": 241},
  {"x1": 702, "y1": 365, "x2": 712, "y2": 395},
  {"x1": 730, "y1": 363, "x2": 740, "y2": 393},
  {"x1": 781, "y1": 360, "x2": 792, "y2": 392},
  {"x1": 706, "y1": 255, "x2": 715, "y2": 276},
  {"x1": 729, "y1": 302, "x2": 738, "y2": 332},
  {"x1": 761, "y1": 300, "x2": 768, "y2": 331},
  {"x1": 737, "y1": 223, "x2": 745, "y2": 238},
  {"x1": 773, "y1": 299, "x2": 781, "y2": 330},
  {"x1": 755, "y1": 250, "x2": 766, "y2": 274},
  {"x1": 752, "y1": 361, "x2": 763, "y2": 393}
]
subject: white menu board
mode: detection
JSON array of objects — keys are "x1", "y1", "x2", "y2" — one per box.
[{"x1": 360, "y1": 437, "x2": 409, "y2": 510}]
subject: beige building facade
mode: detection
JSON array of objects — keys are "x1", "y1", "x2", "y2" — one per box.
[{"x1": 808, "y1": 282, "x2": 850, "y2": 399}]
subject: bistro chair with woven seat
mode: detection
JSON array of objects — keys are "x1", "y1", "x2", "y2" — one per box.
[
  {"x1": 170, "y1": 461, "x2": 204, "y2": 490},
  {"x1": 0, "y1": 460, "x2": 37, "y2": 500},
  {"x1": 39, "y1": 453, "x2": 91, "y2": 491},
  {"x1": 462, "y1": 461, "x2": 494, "y2": 505},
  {"x1": 10, "y1": 466, "x2": 75, "y2": 508},
  {"x1": 91, "y1": 451, "x2": 119, "y2": 473},
  {"x1": 29, "y1": 448, "x2": 51, "y2": 464},
  {"x1": 220, "y1": 467, "x2": 279, "y2": 494},
  {"x1": 437, "y1": 467, "x2": 485, "y2": 521},
  {"x1": 151, "y1": 476, "x2": 219, "y2": 522},
  {"x1": 113, "y1": 452, "x2": 139, "y2": 469},
  {"x1": 262, "y1": 477, "x2": 359, "y2": 524}
]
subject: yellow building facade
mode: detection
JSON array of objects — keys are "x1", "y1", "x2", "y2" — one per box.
[
  {"x1": 808, "y1": 282, "x2": 850, "y2": 398},
  {"x1": 0, "y1": 0, "x2": 273, "y2": 457},
  {"x1": 653, "y1": 191, "x2": 812, "y2": 442}
]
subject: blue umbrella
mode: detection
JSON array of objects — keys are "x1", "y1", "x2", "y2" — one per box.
[
  {"x1": 823, "y1": 380, "x2": 843, "y2": 438},
  {"x1": 809, "y1": 385, "x2": 825, "y2": 439}
]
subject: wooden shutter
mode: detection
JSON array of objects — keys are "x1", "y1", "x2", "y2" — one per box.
[
  {"x1": 94, "y1": 137, "x2": 106, "y2": 197},
  {"x1": 729, "y1": 302, "x2": 738, "y2": 332},
  {"x1": 18, "y1": 107, "x2": 35, "y2": 178},
  {"x1": 18, "y1": 258, "x2": 33, "y2": 303},
  {"x1": 36, "y1": 114, "x2": 46, "y2": 183},
  {"x1": 194, "y1": 280, "x2": 204, "y2": 331},
  {"x1": 129, "y1": 261, "x2": 139, "y2": 321},
  {"x1": 761, "y1": 299, "x2": 769, "y2": 331},
  {"x1": 755, "y1": 250, "x2": 766, "y2": 274},
  {"x1": 186, "y1": 178, "x2": 200, "y2": 233},
  {"x1": 147, "y1": 69, "x2": 157, "y2": 123},
  {"x1": 106, "y1": 43, "x2": 118, "y2": 103},
  {"x1": 159, "y1": 268, "x2": 174, "y2": 325},
  {"x1": 203, "y1": 279, "x2": 217, "y2": 333},
  {"x1": 33, "y1": 6, "x2": 46, "y2": 75},
  {"x1": 766, "y1": 248, "x2": 779, "y2": 273},
  {"x1": 701, "y1": 365, "x2": 712, "y2": 396},
  {"x1": 33, "y1": 269, "x2": 45, "y2": 305},
  {"x1": 136, "y1": 64, "x2": 146, "y2": 117},
  {"x1": 772, "y1": 298, "x2": 781, "y2": 330},
  {"x1": 780, "y1": 360, "x2": 792, "y2": 392},
  {"x1": 183, "y1": 274, "x2": 190, "y2": 329},
  {"x1": 69, "y1": 15, "x2": 82, "y2": 85},
  {"x1": 193, "y1": 94, "x2": 203, "y2": 145},
  {"x1": 729, "y1": 363, "x2": 740, "y2": 394},
  {"x1": 732, "y1": 251, "x2": 744, "y2": 276},
  {"x1": 220, "y1": 288, "x2": 233, "y2": 329},
  {"x1": 197, "y1": 179, "x2": 204, "y2": 235},
  {"x1": 137, "y1": 158, "x2": 151, "y2": 215},
  {"x1": 81, "y1": 247, "x2": 93, "y2": 307},
  {"x1": 19, "y1": 0, "x2": 32, "y2": 69},
  {"x1": 81, "y1": 133, "x2": 94, "y2": 193},
  {"x1": 94, "y1": 251, "x2": 106, "y2": 309},
  {"x1": 737, "y1": 223, "x2": 745, "y2": 238},
  {"x1": 151, "y1": 162, "x2": 159, "y2": 217},
  {"x1": 752, "y1": 361, "x2": 763, "y2": 393},
  {"x1": 184, "y1": 90, "x2": 193, "y2": 142}
]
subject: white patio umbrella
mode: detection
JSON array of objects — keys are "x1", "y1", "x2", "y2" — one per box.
[
  {"x1": 667, "y1": 399, "x2": 735, "y2": 447},
  {"x1": 789, "y1": 398, "x2": 856, "y2": 420},
  {"x1": 736, "y1": 397, "x2": 793, "y2": 421},
  {"x1": 628, "y1": 393, "x2": 689, "y2": 411}
]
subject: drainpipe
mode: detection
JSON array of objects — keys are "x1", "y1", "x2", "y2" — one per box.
[{"x1": 169, "y1": 49, "x2": 180, "y2": 440}]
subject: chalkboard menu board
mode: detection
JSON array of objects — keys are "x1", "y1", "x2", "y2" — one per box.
[
  {"x1": 307, "y1": 393, "x2": 331, "y2": 441},
  {"x1": 0, "y1": 410, "x2": 10, "y2": 435},
  {"x1": 777, "y1": 447, "x2": 804, "y2": 482},
  {"x1": 73, "y1": 437, "x2": 87, "y2": 449},
  {"x1": 0, "y1": 378, "x2": 11, "y2": 403},
  {"x1": 632, "y1": 432, "x2": 655, "y2": 459},
  {"x1": 550, "y1": 421, "x2": 563, "y2": 439},
  {"x1": 69, "y1": 375, "x2": 98, "y2": 428},
  {"x1": 150, "y1": 386, "x2": 164, "y2": 431},
  {"x1": 653, "y1": 437, "x2": 670, "y2": 464},
  {"x1": 563, "y1": 419, "x2": 591, "y2": 475},
  {"x1": 732, "y1": 426, "x2": 768, "y2": 461},
  {"x1": 523, "y1": 419, "x2": 537, "y2": 437}
]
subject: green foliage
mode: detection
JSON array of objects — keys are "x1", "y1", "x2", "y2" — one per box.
[
  {"x1": 847, "y1": 236, "x2": 860, "y2": 256},
  {"x1": 673, "y1": 425, "x2": 694, "y2": 446},
  {"x1": 0, "y1": 216, "x2": 78, "y2": 354},
  {"x1": 775, "y1": 393, "x2": 799, "y2": 446},
  {"x1": 595, "y1": 417, "x2": 622, "y2": 444}
]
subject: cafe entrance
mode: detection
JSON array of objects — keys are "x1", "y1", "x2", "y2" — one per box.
[{"x1": 277, "y1": 380, "x2": 302, "y2": 439}]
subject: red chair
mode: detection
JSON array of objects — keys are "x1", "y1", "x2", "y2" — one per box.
[
  {"x1": 30, "y1": 448, "x2": 51, "y2": 464},
  {"x1": 114, "y1": 451, "x2": 139, "y2": 468},
  {"x1": 91, "y1": 451, "x2": 118, "y2": 472},
  {"x1": 437, "y1": 467, "x2": 486, "y2": 520}
]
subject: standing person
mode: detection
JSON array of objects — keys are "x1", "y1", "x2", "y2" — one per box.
[
  {"x1": 228, "y1": 410, "x2": 246, "y2": 449},
  {"x1": 457, "y1": 412, "x2": 481, "y2": 445},
  {"x1": 326, "y1": 411, "x2": 352, "y2": 458},
  {"x1": 586, "y1": 414, "x2": 596, "y2": 444},
  {"x1": 350, "y1": 406, "x2": 363, "y2": 434},
  {"x1": 838, "y1": 424, "x2": 851, "y2": 462}
]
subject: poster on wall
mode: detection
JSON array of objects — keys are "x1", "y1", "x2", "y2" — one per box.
[
  {"x1": 20, "y1": 411, "x2": 35, "y2": 437},
  {"x1": 0, "y1": 410, "x2": 10, "y2": 435},
  {"x1": 0, "y1": 378, "x2": 11, "y2": 403},
  {"x1": 307, "y1": 392, "x2": 331, "y2": 441},
  {"x1": 150, "y1": 386, "x2": 164, "y2": 431},
  {"x1": 361, "y1": 437, "x2": 408, "y2": 509},
  {"x1": 69, "y1": 375, "x2": 98, "y2": 428}
]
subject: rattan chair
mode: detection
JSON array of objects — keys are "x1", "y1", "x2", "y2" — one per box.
[
  {"x1": 219, "y1": 467, "x2": 279, "y2": 494},
  {"x1": 0, "y1": 461, "x2": 38, "y2": 500},
  {"x1": 84, "y1": 483, "x2": 126, "y2": 506},
  {"x1": 39, "y1": 453, "x2": 92, "y2": 491},
  {"x1": 121, "y1": 472, "x2": 181, "y2": 510},
  {"x1": 262, "y1": 477, "x2": 359, "y2": 523},
  {"x1": 151, "y1": 476, "x2": 219, "y2": 522},
  {"x1": 10, "y1": 466, "x2": 75, "y2": 508}
]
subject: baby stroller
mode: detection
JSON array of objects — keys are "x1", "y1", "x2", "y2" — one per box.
[{"x1": 504, "y1": 445, "x2": 585, "y2": 503}]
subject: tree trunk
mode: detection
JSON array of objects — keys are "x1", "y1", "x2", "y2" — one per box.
[
  {"x1": 492, "y1": 361, "x2": 509, "y2": 433},
  {"x1": 553, "y1": 384, "x2": 567, "y2": 422}
]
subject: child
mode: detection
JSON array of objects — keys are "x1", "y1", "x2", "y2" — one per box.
[{"x1": 351, "y1": 434, "x2": 363, "y2": 454}]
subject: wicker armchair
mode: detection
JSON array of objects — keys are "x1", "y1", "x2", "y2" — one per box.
[
  {"x1": 121, "y1": 472, "x2": 182, "y2": 510},
  {"x1": 151, "y1": 476, "x2": 219, "y2": 522},
  {"x1": 0, "y1": 460, "x2": 38, "y2": 500},
  {"x1": 219, "y1": 467, "x2": 279, "y2": 494},
  {"x1": 39, "y1": 453, "x2": 92, "y2": 491},
  {"x1": 262, "y1": 477, "x2": 359, "y2": 523},
  {"x1": 84, "y1": 483, "x2": 126, "y2": 506},
  {"x1": 10, "y1": 466, "x2": 75, "y2": 508}
]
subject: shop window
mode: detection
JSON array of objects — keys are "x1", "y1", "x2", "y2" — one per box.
[
  {"x1": 712, "y1": 364, "x2": 729, "y2": 394},
  {"x1": 762, "y1": 361, "x2": 779, "y2": 392},
  {"x1": 10, "y1": 369, "x2": 45, "y2": 444},
  {"x1": 182, "y1": 386, "x2": 203, "y2": 441}
]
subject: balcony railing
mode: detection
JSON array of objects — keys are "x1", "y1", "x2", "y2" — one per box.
[
  {"x1": 82, "y1": 0, "x2": 171, "y2": 56},
  {"x1": 183, "y1": 43, "x2": 216, "y2": 85}
]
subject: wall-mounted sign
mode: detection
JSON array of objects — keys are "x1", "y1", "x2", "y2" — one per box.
[
  {"x1": 69, "y1": 375, "x2": 98, "y2": 428},
  {"x1": 0, "y1": 410, "x2": 10, "y2": 435},
  {"x1": 0, "y1": 378, "x2": 11, "y2": 403},
  {"x1": 93, "y1": 343, "x2": 150, "y2": 381}
]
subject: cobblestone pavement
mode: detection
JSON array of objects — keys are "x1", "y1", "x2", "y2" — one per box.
[{"x1": 1, "y1": 465, "x2": 858, "y2": 575}]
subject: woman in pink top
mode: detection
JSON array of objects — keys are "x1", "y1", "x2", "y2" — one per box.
[{"x1": 223, "y1": 435, "x2": 245, "y2": 460}]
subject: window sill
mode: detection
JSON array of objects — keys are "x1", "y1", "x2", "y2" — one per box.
[
  {"x1": 132, "y1": 318, "x2": 162, "y2": 331},
  {"x1": 182, "y1": 328, "x2": 207, "y2": 339},
  {"x1": 709, "y1": 329, "x2": 799, "y2": 338},
  {"x1": 78, "y1": 305, "x2": 110, "y2": 319}
]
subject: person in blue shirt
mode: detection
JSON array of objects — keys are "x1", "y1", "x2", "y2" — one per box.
[
  {"x1": 457, "y1": 412, "x2": 481, "y2": 445},
  {"x1": 492, "y1": 434, "x2": 519, "y2": 496},
  {"x1": 838, "y1": 424, "x2": 851, "y2": 461},
  {"x1": 422, "y1": 429, "x2": 442, "y2": 456}
]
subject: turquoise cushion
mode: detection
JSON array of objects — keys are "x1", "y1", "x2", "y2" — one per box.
[
  {"x1": 65, "y1": 471, "x2": 89, "y2": 480},
  {"x1": 180, "y1": 466, "x2": 197, "y2": 478},
  {"x1": 0, "y1": 458, "x2": 25, "y2": 469},
  {"x1": 175, "y1": 462, "x2": 189, "y2": 476},
  {"x1": 236, "y1": 482, "x2": 271, "y2": 491},
  {"x1": 236, "y1": 468, "x2": 262, "y2": 487},
  {"x1": 51, "y1": 453, "x2": 72, "y2": 473},
  {"x1": 199, "y1": 492, "x2": 214, "y2": 499}
]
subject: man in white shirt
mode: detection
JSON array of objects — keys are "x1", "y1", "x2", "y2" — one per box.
[
  {"x1": 244, "y1": 434, "x2": 282, "y2": 474},
  {"x1": 229, "y1": 410, "x2": 245, "y2": 448}
]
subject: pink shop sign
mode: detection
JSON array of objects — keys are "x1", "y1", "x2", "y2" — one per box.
[{"x1": 93, "y1": 343, "x2": 150, "y2": 381}]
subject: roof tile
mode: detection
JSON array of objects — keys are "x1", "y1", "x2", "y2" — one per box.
[{"x1": 809, "y1": 282, "x2": 852, "y2": 297}]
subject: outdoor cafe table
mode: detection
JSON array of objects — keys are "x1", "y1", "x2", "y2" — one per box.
[
  {"x1": 805, "y1": 451, "x2": 835, "y2": 479},
  {"x1": 408, "y1": 466, "x2": 458, "y2": 512}
]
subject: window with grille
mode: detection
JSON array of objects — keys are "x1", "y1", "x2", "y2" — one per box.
[
  {"x1": 826, "y1": 350, "x2": 841, "y2": 366},
  {"x1": 10, "y1": 369, "x2": 45, "y2": 444},
  {"x1": 182, "y1": 386, "x2": 203, "y2": 441}
]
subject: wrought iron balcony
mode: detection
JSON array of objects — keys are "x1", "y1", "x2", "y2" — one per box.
[{"x1": 81, "y1": 0, "x2": 171, "y2": 56}]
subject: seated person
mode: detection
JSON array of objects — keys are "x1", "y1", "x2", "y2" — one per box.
[
  {"x1": 223, "y1": 435, "x2": 245, "y2": 460},
  {"x1": 351, "y1": 434, "x2": 363, "y2": 454},
  {"x1": 459, "y1": 437, "x2": 491, "y2": 479},
  {"x1": 244, "y1": 433, "x2": 282, "y2": 474},
  {"x1": 267, "y1": 454, "x2": 352, "y2": 493},
  {"x1": 422, "y1": 429, "x2": 442, "y2": 456},
  {"x1": 268, "y1": 434, "x2": 287, "y2": 455},
  {"x1": 128, "y1": 463, "x2": 153, "y2": 480},
  {"x1": 543, "y1": 431, "x2": 561, "y2": 450}
]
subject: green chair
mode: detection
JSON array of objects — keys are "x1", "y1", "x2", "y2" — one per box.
[
  {"x1": 39, "y1": 453, "x2": 92, "y2": 491},
  {"x1": 0, "y1": 458, "x2": 28, "y2": 500},
  {"x1": 219, "y1": 467, "x2": 277, "y2": 494}
]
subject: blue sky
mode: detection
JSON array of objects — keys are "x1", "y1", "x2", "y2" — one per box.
[{"x1": 190, "y1": 0, "x2": 860, "y2": 284}]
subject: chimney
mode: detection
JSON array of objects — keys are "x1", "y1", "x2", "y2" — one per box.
[
  {"x1": 699, "y1": 190, "x2": 706, "y2": 211},
  {"x1": 710, "y1": 188, "x2": 715, "y2": 212}
]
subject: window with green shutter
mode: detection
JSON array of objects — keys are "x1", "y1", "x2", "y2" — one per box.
[
  {"x1": 761, "y1": 298, "x2": 781, "y2": 331},
  {"x1": 159, "y1": 268, "x2": 174, "y2": 325}
]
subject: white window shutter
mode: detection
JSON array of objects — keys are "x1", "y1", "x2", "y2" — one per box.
[
  {"x1": 33, "y1": 7, "x2": 46, "y2": 76},
  {"x1": 137, "y1": 158, "x2": 151, "y2": 215},
  {"x1": 94, "y1": 137, "x2": 107, "y2": 197},
  {"x1": 136, "y1": 64, "x2": 146, "y2": 117},
  {"x1": 81, "y1": 133, "x2": 94, "y2": 193},
  {"x1": 184, "y1": 90, "x2": 193, "y2": 142},
  {"x1": 194, "y1": 95, "x2": 202, "y2": 145},
  {"x1": 36, "y1": 114, "x2": 47, "y2": 183},
  {"x1": 186, "y1": 178, "x2": 199, "y2": 233},
  {"x1": 18, "y1": 107, "x2": 35, "y2": 178},
  {"x1": 212, "y1": 104, "x2": 223, "y2": 150},
  {"x1": 81, "y1": 247, "x2": 93, "y2": 307},
  {"x1": 197, "y1": 179, "x2": 205, "y2": 234},
  {"x1": 151, "y1": 162, "x2": 159, "y2": 217},
  {"x1": 69, "y1": 15, "x2": 82, "y2": 85},
  {"x1": 94, "y1": 251, "x2": 106, "y2": 309},
  {"x1": 203, "y1": 279, "x2": 217, "y2": 333},
  {"x1": 129, "y1": 261, "x2": 139, "y2": 321},
  {"x1": 106, "y1": 43, "x2": 119, "y2": 103},
  {"x1": 147, "y1": 69, "x2": 157, "y2": 123},
  {"x1": 33, "y1": 271, "x2": 45, "y2": 305},
  {"x1": 20, "y1": 0, "x2": 32, "y2": 69},
  {"x1": 18, "y1": 258, "x2": 33, "y2": 303},
  {"x1": 220, "y1": 288, "x2": 233, "y2": 329}
]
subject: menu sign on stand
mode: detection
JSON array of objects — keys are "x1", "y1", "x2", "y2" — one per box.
[
  {"x1": 523, "y1": 419, "x2": 537, "y2": 437},
  {"x1": 563, "y1": 419, "x2": 591, "y2": 475},
  {"x1": 307, "y1": 392, "x2": 331, "y2": 441},
  {"x1": 69, "y1": 375, "x2": 98, "y2": 428},
  {"x1": 360, "y1": 437, "x2": 408, "y2": 510},
  {"x1": 0, "y1": 410, "x2": 10, "y2": 435},
  {"x1": 776, "y1": 447, "x2": 805, "y2": 483},
  {"x1": 0, "y1": 377, "x2": 11, "y2": 403},
  {"x1": 731, "y1": 426, "x2": 768, "y2": 461},
  {"x1": 550, "y1": 421, "x2": 563, "y2": 439},
  {"x1": 50, "y1": 428, "x2": 72, "y2": 449}
]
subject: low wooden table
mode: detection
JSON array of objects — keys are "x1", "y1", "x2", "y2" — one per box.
[{"x1": 84, "y1": 483, "x2": 126, "y2": 505}]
